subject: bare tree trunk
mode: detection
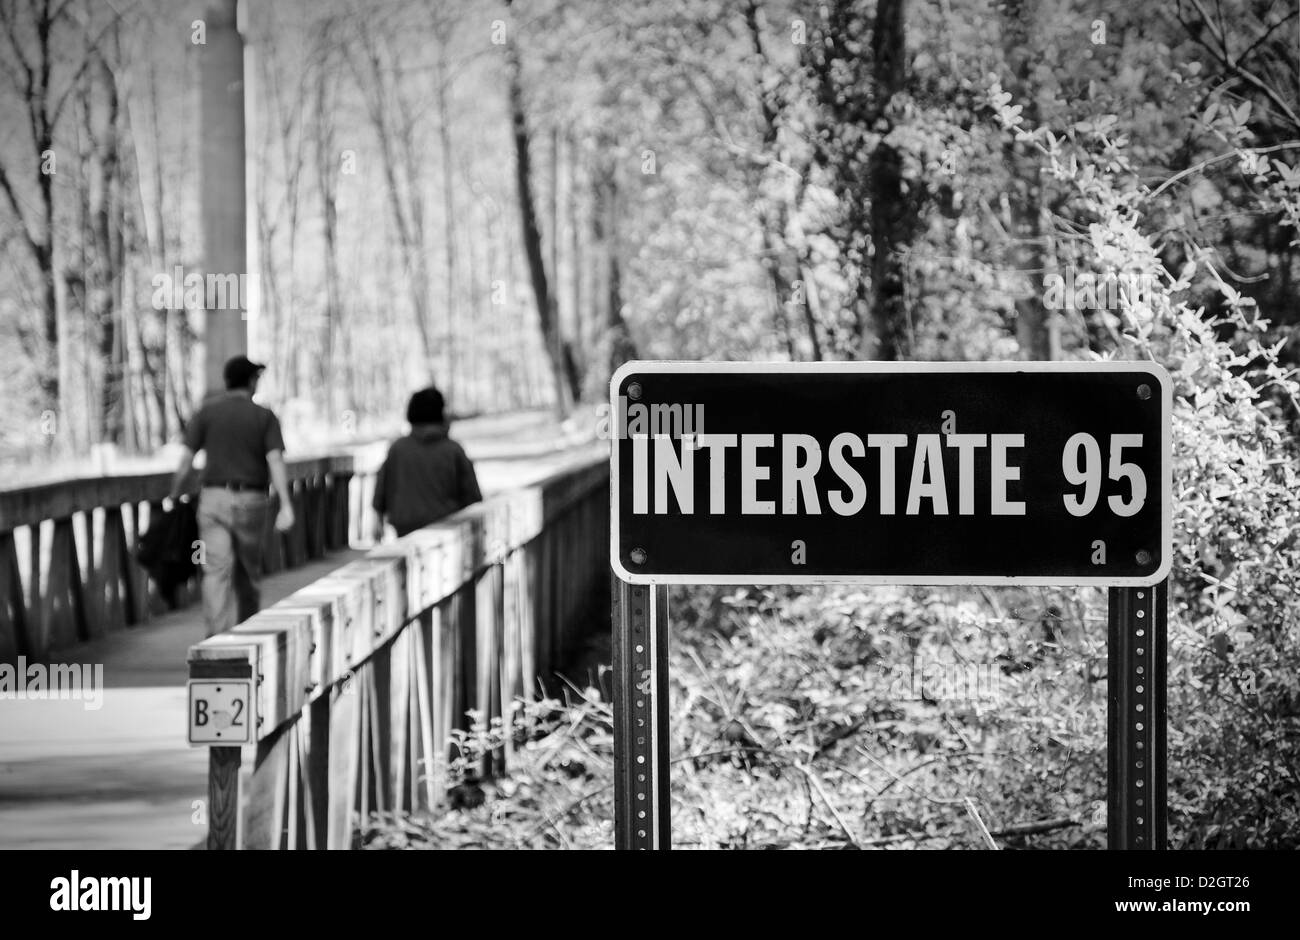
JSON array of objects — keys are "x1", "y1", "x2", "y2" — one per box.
[
  {"x1": 257, "y1": 15, "x2": 311, "y2": 399},
  {"x1": 482, "y1": 204, "x2": 497, "y2": 415},
  {"x1": 0, "y1": 0, "x2": 72, "y2": 443},
  {"x1": 313, "y1": 17, "x2": 340, "y2": 425},
  {"x1": 588, "y1": 164, "x2": 608, "y2": 377},
  {"x1": 549, "y1": 124, "x2": 561, "y2": 330},
  {"x1": 86, "y1": 40, "x2": 125, "y2": 445},
  {"x1": 198, "y1": 0, "x2": 249, "y2": 397},
  {"x1": 464, "y1": 197, "x2": 481, "y2": 413},
  {"x1": 348, "y1": 13, "x2": 436, "y2": 377},
  {"x1": 866, "y1": 0, "x2": 910, "y2": 361},
  {"x1": 502, "y1": 2, "x2": 579, "y2": 413},
  {"x1": 797, "y1": 255, "x2": 825, "y2": 361},
  {"x1": 141, "y1": 56, "x2": 171, "y2": 442},
  {"x1": 591, "y1": 158, "x2": 638, "y2": 378},
  {"x1": 118, "y1": 50, "x2": 162, "y2": 449},
  {"x1": 435, "y1": 48, "x2": 458, "y2": 402},
  {"x1": 566, "y1": 128, "x2": 586, "y2": 379},
  {"x1": 761, "y1": 226, "x2": 796, "y2": 358},
  {"x1": 605, "y1": 185, "x2": 629, "y2": 369},
  {"x1": 1002, "y1": 0, "x2": 1056, "y2": 360},
  {"x1": 73, "y1": 101, "x2": 92, "y2": 454},
  {"x1": 170, "y1": 313, "x2": 193, "y2": 431}
]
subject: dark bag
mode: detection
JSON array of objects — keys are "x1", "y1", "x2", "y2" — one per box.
[{"x1": 136, "y1": 499, "x2": 199, "y2": 607}]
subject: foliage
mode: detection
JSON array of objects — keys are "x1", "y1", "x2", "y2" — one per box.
[
  {"x1": 364, "y1": 583, "x2": 1116, "y2": 850},
  {"x1": 368, "y1": 8, "x2": 1300, "y2": 845},
  {"x1": 987, "y1": 66, "x2": 1300, "y2": 846},
  {"x1": 361, "y1": 693, "x2": 616, "y2": 850}
]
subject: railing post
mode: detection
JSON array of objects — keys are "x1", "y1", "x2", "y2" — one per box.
[
  {"x1": 473, "y1": 563, "x2": 503, "y2": 778},
  {"x1": 311, "y1": 472, "x2": 328, "y2": 557},
  {"x1": 0, "y1": 531, "x2": 26, "y2": 662},
  {"x1": 291, "y1": 479, "x2": 310, "y2": 563},
  {"x1": 333, "y1": 470, "x2": 354, "y2": 550},
  {"x1": 27, "y1": 522, "x2": 43, "y2": 657},
  {"x1": 244, "y1": 728, "x2": 292, "y2": 849},
  {"x1": 305, "y1": 692, "x2": 330, "y2": 848},
  {"x1": 100, "y1": 505, "x2": 129, "y2": 632},
  {"x1": 79, "y1": 509, "x2": 101, "y2": 638},
  {"x1": 432, "y1": 597, "x2": 456, "y2": 802},
  {"x1": 326, "y1": 677, "x2": 360, "y2": 849},
  {"x1": 45, "y1": 515, "x2": 86, "y2": 651},
  {"x1": 127, "y1": 502, "x2": 152, "y2": 624},
  {"x1": 410, "y1": 608, "x2": 439, "y2": 812}
]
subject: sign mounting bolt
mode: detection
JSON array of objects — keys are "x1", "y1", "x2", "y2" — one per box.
[
  {"x1": 630, "y1": 548, "x2": 647, "y2": 566},
  {"x1": 1135, "y1": 549, "x2": 1152, "y2": 565},
  {"x1": 627, "y1": 382, "x2": 643, "y2": 401},
  {"x1": 1136, "y1": 383, "x2": 1152, "y2": 400}
]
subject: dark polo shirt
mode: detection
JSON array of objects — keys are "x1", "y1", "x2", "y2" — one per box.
[
  {"x1": 372, "y1": 424, "x2": 482, "y2": 536},
  {"x1": 184, "y1": 390, "x2": 286, "y2": 488}
]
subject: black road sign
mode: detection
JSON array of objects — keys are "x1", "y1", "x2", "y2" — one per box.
[{"x1": 609, "y1": 361, "x2": 1170, "y2": 586}]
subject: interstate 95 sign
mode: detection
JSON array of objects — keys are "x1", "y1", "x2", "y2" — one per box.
[{"x1": 609, "y1": 361, "x2": 1170, "y2": 586}]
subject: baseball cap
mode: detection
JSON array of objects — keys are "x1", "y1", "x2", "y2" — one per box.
[{"x1": 223, "y1": 354, "x2": 267, "y2": 388}]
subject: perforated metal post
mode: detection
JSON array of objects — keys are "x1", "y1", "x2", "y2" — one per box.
[
  {"x1": 613, "y1": 578, "x2": 670, "y2": 850},
  {"x1": 1107, "y1": 580, "x2": 1167, "y2": 849}
]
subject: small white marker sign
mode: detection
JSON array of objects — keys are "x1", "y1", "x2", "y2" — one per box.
[{"x1": 188, "y1": 680, "x2": 254, "y2": 746}]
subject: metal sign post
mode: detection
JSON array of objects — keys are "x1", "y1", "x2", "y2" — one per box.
[
  {"x1": 1108, "y1": 582, "x2": 1168, "y2": 850},
  {"x1": 613, "y1": 578, "x2": 671, "y2": 850}
]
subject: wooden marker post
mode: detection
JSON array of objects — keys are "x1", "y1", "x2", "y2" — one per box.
[
  {"x1": 208, "y1": 747, "x2": 242, "y2": 850},
  {"x1": 189, "y1": 639, "x2": 259, "y2": 850}
]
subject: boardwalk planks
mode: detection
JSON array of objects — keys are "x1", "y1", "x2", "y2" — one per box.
[{"x1": 188, "y1": 454, "x2": 609, "y2": 849}]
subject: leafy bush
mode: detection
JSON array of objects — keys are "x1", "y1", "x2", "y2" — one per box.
[
  {"x1": 362, "y1": 583, "x2": 1117, "y2": 849},
  {"x1": 988, "y1": 82, "x2": 1300, "y2": 847}
]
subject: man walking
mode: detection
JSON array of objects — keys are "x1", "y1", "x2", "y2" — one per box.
[{"x1": 169, "y1": 355, "x2": 295, "y2": 637}]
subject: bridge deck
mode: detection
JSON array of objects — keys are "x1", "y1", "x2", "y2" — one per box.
[{"x1": 0, "y1": 549, "x2": 367, "y2": 849}]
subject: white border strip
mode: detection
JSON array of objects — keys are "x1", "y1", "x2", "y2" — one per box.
[{"x1": 608, "y1": 360, "x2": 1173, "y2": 587}]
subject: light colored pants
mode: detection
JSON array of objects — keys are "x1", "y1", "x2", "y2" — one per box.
[{"x1": 197, "y1": 487, "x2": 269, "y2": 638}]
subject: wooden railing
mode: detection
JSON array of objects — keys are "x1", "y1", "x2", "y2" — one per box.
[
  {"x1": 188, "y1": 453, "x2": 610, "y2": 850},
  {"x1": 0, "y1": 457, "x2": 358, "y2": 663}
]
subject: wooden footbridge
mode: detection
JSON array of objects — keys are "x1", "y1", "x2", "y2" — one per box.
[{"x1": 0, "y1": 437, "x2": 609, "y2": 849}]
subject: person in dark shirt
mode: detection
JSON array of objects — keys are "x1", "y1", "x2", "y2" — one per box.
[
  {"x1": 168, "y1": 355, "x2": 295, "y2": 637},
  {"x1": 372, "y1": 386, "x2": 482, "y2": 539}
]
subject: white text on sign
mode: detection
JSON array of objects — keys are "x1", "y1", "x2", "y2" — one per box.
[{"x1": 630, "y1": 430, "x2": 1146, "y2": 518}]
